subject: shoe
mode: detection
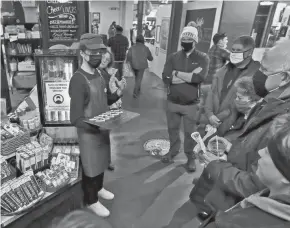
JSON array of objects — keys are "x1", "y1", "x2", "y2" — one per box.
[
  {"x1": 197, "y1": 211, "x2": 210, "y2": 222},
  {"x1": 186, "y1": 158, "x2": 196, "y2": 172},
  {"x1": 108, "y1": 163, "x2": 115, "y2": 171},
  {"x1": 161, "y1": 152, "x2": 178, "y2": 163},
  {"x1": 89, "y1": 201, "x2": 110, "y2": 217},
  {"x1": 98, "y1": 188, "x2": 114, "y2": 200}
]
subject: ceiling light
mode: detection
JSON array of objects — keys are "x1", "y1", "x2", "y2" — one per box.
[{"x1": 260, "y1": 1, "x2": 274, "y2": 6}]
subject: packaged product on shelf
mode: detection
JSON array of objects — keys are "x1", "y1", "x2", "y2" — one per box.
[
  {"x1": 21, "y1": 153, "x2": 31, "y2": 173},
  {"x1": 0, "y1": 128, "x2": 14, "y2": 141},
  {"x1": 19, "y1": 177, "x2": 34, "y2": 203},
  {"x1": 39, "y1": 132, "x2": 53, "y2": 148},
  {"x1": 63, "y1": 145, "x2": 71, "y2": 155},
  {"x1": 34, "y1": 148, "x2": 43, "y2": 169},
  {"x1": 26, "y1": 143, "x2": 35, "y2": 150},
  {"x1": 1, "y1": 158, "x2": 12, "y2": 179},
  {"x1": 25, "y1": 171, "x2": 42, "y2": 194},
  {"x1": 31, "y1": 141, "x2": 41, "y2": 148},
  {"x1": 1, "y1": 185, "x2": 20, "y2": 211},
  {"x1": 1, "y1": 199, "x2": 13, "y2": 214},
  {"x1": 2, "y1": 123, "x2": 23, "y2": 136},
  {"x1": 2, "y1": 183, "x2": 24, "y2": 209},
  {"x1": 10, "y1": 180, "x2": 30, "y2": 206},
  {"x1": 22, "y1": 176, "x2": 38, "y2": 200},
  {"x1": 42, "y1": 145, "x2": 50, "y2": 166},
  {"x1": 71, "y1": 145, "x2": 80, "y2": 156},
  {"x1": 27, "y1": 151, "x2": 36, "y2": 170}
]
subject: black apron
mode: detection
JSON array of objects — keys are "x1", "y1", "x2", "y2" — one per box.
[{"x1": 77, "y1": 70, "x2": 110, "y2": 177}]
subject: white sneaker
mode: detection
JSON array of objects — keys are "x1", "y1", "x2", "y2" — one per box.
[
  {"x1": 89, "y1": 201, "x2": 110, "y2": 217},
  {"x1": 98, "y1": 188, "x2": 114, "y2": 200}
]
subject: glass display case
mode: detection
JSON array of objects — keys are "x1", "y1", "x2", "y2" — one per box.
[{"x1": 35, "y1": 50, "x2": 78, "y2": 126}]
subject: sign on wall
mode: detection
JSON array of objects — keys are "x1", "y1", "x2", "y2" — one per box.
[
  {"x1": 185, "y1": 8, "x2": 217, "y2": 53},
  {"x1": 45, "y1": 82, "x2": 70, "y2": 111},
  {"x1": 46, "y1": 0, "x2": 79, "y2": 41}
]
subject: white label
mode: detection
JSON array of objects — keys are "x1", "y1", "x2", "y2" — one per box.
[{"x1": 45, "y1": 82, "x2": 70, "y2": 111}]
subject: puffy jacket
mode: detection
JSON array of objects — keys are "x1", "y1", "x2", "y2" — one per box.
[
  {"x1": 127, "y1": 43, "x2": 153, "y2": 70},
  {"x1": 204, "y1": 189, "x2": 290, "y2": 228}
]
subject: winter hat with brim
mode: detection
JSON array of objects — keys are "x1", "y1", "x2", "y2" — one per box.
[
  {"x1": 267, "y1": 137, "x2": 290, "y2": 182},
  {"x1": 180, "y1": 26, "x2": 198, "y2": 43},
  {"x1": 80, "y1": 33, "x2": 106, "y2": 50}
]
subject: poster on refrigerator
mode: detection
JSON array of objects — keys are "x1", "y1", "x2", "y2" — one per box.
[
  {"x1": 160, "y1": 18, "x2": 170, "y2": 52},
  {"x1": 45, "y1": 82, "x2": 70, "y2": 111},
  {"x1": 185, "y1": 8, "x2": 217, "y2": 53}
]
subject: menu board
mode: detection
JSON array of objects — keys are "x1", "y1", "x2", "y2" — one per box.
[{"x1": 46, "y1": 0, "x2": 79, "y2": 41}]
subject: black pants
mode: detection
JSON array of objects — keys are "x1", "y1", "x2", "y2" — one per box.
[
  {"x1": 113, "y1": 62, "x2": 124, "y2": 80},
  {"x1": 82, "y1": 171, "x2": 104, "y2": 206},
  {"x1": 132, "y1": 68, "x2": 145, "y2": 97}
]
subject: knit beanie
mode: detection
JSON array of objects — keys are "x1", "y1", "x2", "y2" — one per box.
[{"x1": 180, "y1": 26, "x2": 198, "y2": 43}]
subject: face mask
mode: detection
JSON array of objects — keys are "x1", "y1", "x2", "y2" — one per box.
[
  {"x1": 230, "y1": 52, "x2": 244, "y2": 64},
  {"x1": 234, "y1": 99, "x2": 252, "y2": 114},
  {"x1": 86, "y1": 54, "x2": 102, "y2": 68},
  {"x1": 181, "y1": 42, "x2": 193, "y2": 53},
  {"x1": 253, "y1": 70, "x2": 269, "y2": 98}
]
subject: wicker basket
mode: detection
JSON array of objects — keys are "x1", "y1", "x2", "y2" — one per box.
[
  {"x1": 1, "y1": 131, "x2": 30, "y2": 156},
  {"x1": 1, "y1": 191, "x2": 45, "y2": 216}
]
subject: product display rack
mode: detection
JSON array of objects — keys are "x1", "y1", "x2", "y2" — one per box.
[
  {"x1": 34, "y1": 49, "x2": 78, "y2": 128},
  {"x1": 2, "y1": 22, "x2": 42, "y2": 90}
]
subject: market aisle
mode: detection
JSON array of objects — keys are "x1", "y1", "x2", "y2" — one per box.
[{"x1": 103, "y1": 70, "x2": 202, "y2": 228}]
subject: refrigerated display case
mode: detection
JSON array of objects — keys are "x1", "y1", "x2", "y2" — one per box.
[{"x1": 34, "y1": 49, "x2": 78, "y2": 127}]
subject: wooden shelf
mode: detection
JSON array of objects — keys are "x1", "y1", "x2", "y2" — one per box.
[{"x1": 8, "y1": 53, "x2": 34, "y2": 57}]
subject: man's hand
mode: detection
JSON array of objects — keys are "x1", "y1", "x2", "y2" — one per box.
[
  {"x1": 192, "y1": 67, "x2": 203, "y2": 74},
  {"x1": 209, "y1": 136, "x2": 232, "y2": 152},
  {"x1": 209, "y1": 115, "x2": 222, "y2": 127},
  {"x1": 117, "y1": 78, "x2": 126, "y2": 91}
]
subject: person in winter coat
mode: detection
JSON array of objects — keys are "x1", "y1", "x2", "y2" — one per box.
[
  {"x1": 201, "y1": 36, "x2": 260, "y2": 128},
  {"x1": 202, "y1": 114, "x2": 290, "y2": 228},
  {"x1": 69, "y1": 34, "x2": 122, "y2": 217},
  {"x1": 190, "y1": 38, "x2": 290, "y2": 220},
  {"x1": 126, "y1": 34, "x2": 153, "y2": 98}
]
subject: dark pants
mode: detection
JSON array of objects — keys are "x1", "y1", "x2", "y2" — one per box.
[
  {"x1": 166, "y1": 100, "x2": 199, "y2": 159},
  {"x1": 82, "y1": 171, "x2": 104, "y2": 206},
  {"x1": 113, "y1": 61, "x2": 124, "y2": 80},
  {"x1": 132, "y1": 68, "x2": 145, "y2": 97}
]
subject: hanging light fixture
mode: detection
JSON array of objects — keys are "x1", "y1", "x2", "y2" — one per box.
[
  {"x1": 183, "y1": 0, "x2": 188, "y2": 3},
  {"x1": 260, "y1": 1, "x2": 274, "y2": 6}
]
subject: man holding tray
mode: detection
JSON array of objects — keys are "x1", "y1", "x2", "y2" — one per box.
[{"x1": 69, "y1": 34, "x2": 122, "y2": 217}]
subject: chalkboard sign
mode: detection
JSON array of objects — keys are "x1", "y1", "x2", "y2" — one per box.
[{"x1": 46, "y1": 1, "x2": 79, "y2": 41}]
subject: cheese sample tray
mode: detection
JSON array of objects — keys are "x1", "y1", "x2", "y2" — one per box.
[{"x1": 84, "y1": 110, "x2": 140, "y2": 130}]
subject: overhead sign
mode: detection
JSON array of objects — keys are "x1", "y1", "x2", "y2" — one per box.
[{"x1": 45, "y1": 82, "x2": 70, "y2": 111}]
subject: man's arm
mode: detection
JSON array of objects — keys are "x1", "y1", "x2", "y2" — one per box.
[
  {"x1": 217, "y1": 162, "x2": 266, "y2": 198},
  {"x1": 162, "y1": 54, "x2": 174, "y2": 85},
  {"x1": 175, "y1": 53, "x2": 210, "y2": 83},
  {"x1": 125, "y1": 37, "x2": 129, "y2": 51}
]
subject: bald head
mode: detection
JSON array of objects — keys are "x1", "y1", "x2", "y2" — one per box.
[{"x1": 261, "y1": 38, "x2": 290, "y2": 73}]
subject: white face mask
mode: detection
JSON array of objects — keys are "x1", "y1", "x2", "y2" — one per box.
[{"x1": 230, "y1": 52, "x2": 244, "y2": 64}]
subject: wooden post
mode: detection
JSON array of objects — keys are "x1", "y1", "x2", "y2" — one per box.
[{"x1": 137, "y1": 0, "x2": 144, "y2": 36}]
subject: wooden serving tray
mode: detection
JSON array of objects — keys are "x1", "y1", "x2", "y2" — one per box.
[{"x1": 84, "y1": 110, "x2": 140, "y2": 130}]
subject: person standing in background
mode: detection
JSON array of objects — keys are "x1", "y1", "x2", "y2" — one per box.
[
  {"x1": 108, "y1": 25, "x2": 129, "y2": 80},
  {"x1": 206, "y1": 33, "x2": 230, "y2": 84},
  {"x1": 99, "y1": 50, "x2": 126, "y2": 172},
  {"x1": 108, "y1": 21, "x2": 116, "y2": 39},
  {"x1": 130, "y1": 23, "x2": 137, "y2": 46},
  {"x1": 162, "y1": 26, "x2": 210, "y2": 172},
  {"x1": 127, "y1": 35, "x2": 153, "y2": 98},
  {"x1": 69, "y1": 34, "x2": 122, "y2": 217}
]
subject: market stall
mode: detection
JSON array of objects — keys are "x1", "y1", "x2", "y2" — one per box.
[{"x1": 1, "y1": 48, "x2": 140, "y2": 227}]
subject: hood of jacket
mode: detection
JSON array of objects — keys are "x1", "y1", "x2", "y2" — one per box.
[{"x1": 238, "y1": 189, "x2": 290, "y2": 222}]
